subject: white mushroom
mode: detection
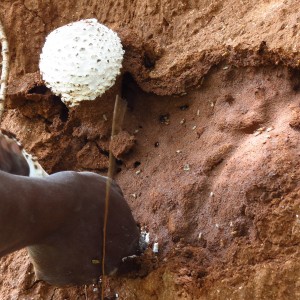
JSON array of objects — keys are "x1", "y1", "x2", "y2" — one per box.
[{"x1": 39, "y1": 19, "x2": 124, "y2": 107}]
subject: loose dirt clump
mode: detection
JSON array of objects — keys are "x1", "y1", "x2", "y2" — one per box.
[{"x1": 110, "y1": 131, "x2": 135, "y2": 159}]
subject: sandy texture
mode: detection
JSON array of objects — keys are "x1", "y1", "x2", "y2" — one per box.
[{"x1": 0, "y1": 0, "x2": 300, "y2": 299}]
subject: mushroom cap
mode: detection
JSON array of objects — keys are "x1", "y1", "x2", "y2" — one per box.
[{"x1": 39, "y1": 19, "x2": 124, "y2": 106}]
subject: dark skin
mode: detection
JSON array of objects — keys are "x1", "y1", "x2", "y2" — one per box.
[
  {"x1": 0, "y1": 134, "x2": 29, "y2": 176},
  {"x1": 0, "y1": 134, "x2": 139, "y2": 286}
]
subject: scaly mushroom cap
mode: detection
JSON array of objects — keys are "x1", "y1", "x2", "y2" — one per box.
[{"x1": 39, "y1": 19, "x2": 124, "y2": 106}]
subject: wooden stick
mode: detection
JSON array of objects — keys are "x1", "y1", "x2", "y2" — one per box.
[
  {"x1": 101, "y1": 95, "x2": 127, "y2": 300},
  {"x1": 0, "y1": 18, "x2": 9, "y2": 121}
]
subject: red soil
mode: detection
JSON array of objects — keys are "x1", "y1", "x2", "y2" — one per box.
[{"x1": 0, "y1": 0, "x2": 300, "y2": 299}]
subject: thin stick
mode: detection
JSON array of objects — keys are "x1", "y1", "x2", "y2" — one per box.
[
  {"x1": 84, "y1": 285, "x2": 88, "y2": 300},
  {"x1": 101, "y1": 95, "x2": 127, "y2": 300},
  {"x1": 0, "y1": 18, "x2": 9, "y2": 121}
]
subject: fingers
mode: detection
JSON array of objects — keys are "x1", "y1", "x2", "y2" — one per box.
[
  {"x1": 10, "y1": 141, "x2": 22, "y2": 155},
  {"x1": 0, "y1": 133, "x2": 29, "y2": 176},
  {"x1": 0, "y1": 135, "x2": 9, "y2": 151}
]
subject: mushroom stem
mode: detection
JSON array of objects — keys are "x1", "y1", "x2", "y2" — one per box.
[
  {"x1": 0, "y1": 18, "x2": 9, "y2": 121},
  {"x1": 102, "y1": 95, "x2": 127, "y2": 299}
]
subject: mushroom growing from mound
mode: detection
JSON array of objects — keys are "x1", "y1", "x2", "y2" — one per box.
[{"x1": 39, "y1": 19, "x2": 124, "y2": 106}]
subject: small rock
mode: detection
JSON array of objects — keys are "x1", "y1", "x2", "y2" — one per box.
[
  {"x1": 153, "y1": 242, "x2": 159, "y2": 253},
  {"x1": 183, "y1": 164, "x2": 190, "y2": 171}
]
